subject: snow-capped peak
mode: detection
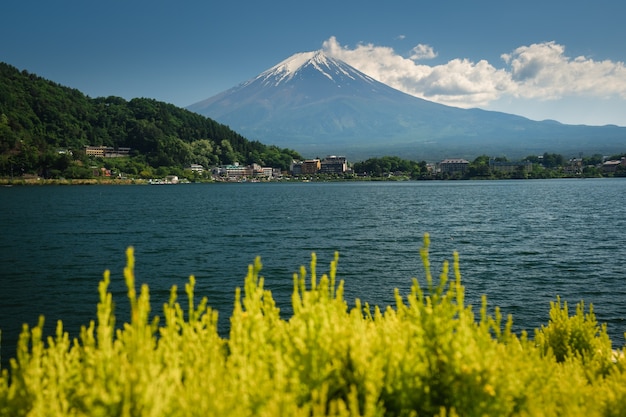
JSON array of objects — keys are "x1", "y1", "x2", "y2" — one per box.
[{"x1": 254, "y1": 50, "x2": 375, "y2": 87}]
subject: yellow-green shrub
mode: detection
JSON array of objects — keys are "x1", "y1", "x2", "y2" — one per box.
[{"x1": 1, "y1": 235, "x2": 625, "y2": 416}]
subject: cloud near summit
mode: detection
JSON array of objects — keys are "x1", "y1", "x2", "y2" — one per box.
[{"x1": 322, "y1": 37, "x2": 626, "y2": 109}]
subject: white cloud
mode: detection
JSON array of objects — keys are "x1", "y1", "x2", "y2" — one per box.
[
  {"x1": 409, "y1": 44, "x2": 437, "y2": 60},
  {"x1": 502, "y1": 41, "x2": 626, "y2": 100},
  {"x1": 323, "y1": 36, "x2": 510, "y2": 107},
  {"x1": 322, "y1": 37, "x2": 626, "y2": 118}
]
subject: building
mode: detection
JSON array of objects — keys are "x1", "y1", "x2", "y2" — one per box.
[
  {"x1": 213, "y1": 162, "x2": 275, "y2": 181},
  {"x1": 260, "y1": 167, "x2": 274, "y2": 178},
  {"x1": 223, "y1": 163, "x2": 252, "y2": 179},
  {"x1": 85, "y1": 146, "x2": 106, "y2": 157},
  {"x1": 301, "y1": 159, "x2": 321, "y2": 175},
  {"x1": 290, "y1": 157, "x2": 346, "y2": 176},
  {"x1": 290, "y1": 161, "x2": 303, "y2": 176},
  {"x1": 489, "y1": 160, "x2": 533, "y2": 174},
  {"x1": 85, "y1": 146, "x2": 131, "y2": 158},
  {"x1": 320, "y1": 155, "x2": 348, "y2": 174},
  {"x1": 189, "y1": 164, "x2": 204, "y2": 173},
  {"x1": 165, "y1": 175, "x2": 179, "y2": 184},
  {"x1": 110, "y1": 147, "x2": 131, "y2": 157},
  {"x1": 602, "y1": 157, "x2": 626, "y2": 173},
  {"x1": 440, "y1": 158, "x2": 469, "y2": 174},
  {"x1": 562, "y1": 158, "x2": 582, "y2": 176},
  {"x1": 250, "y1": 163, "x2": 274, "y2": 179}
]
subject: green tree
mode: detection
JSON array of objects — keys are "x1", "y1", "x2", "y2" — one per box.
[
  {"x1": 468, "y1": 155, "x2": 491, "y2": 178},
  {"x1": 220, "y1": 139, "x2": 242, "y2": 165},
  {"x1": 353, "y1": 156, "x2": 422, "y2": 177},
  {"x1": 542, "y1": 152, "x2": 565, "y2": 168},
  {"x1": 582, "y1": 165, "x2": 601, "y2": 177},
  {"x1": 582, "y1": 154, "x2": 603, "y2": 166},
  {"x1": 190, "y1": 139, "x2": 217, "y2": 167}
]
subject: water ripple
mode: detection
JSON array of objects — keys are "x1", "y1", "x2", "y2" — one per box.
[{"x1": 1, "y1": 179, "x2": 625, "y2": 365}]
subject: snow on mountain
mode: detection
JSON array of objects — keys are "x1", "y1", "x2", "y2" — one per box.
[
  {"x1": 254, "y1": 50, "x2": 377, "y2": 87},
  {"x1": 187, "y1": 50, "x2": 626, "y2": 160}
]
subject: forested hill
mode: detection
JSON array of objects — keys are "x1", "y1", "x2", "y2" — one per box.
[{"x1": 0, "y1": 62, "x2": 301, "y2": 177}]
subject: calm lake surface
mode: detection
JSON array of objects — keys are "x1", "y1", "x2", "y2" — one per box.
[{"x1": 1, "y1": 179, "x2": 626, "y2": 364}]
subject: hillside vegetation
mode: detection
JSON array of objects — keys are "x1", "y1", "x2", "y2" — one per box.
[
  {"x1": 0, "y1": 62, "x2": 300, "y2": 178},
  {"x1": 1, "y1": 235, "x2": 625, "y2": 416}
]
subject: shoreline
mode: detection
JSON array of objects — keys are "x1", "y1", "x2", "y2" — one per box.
[
  {"x1": 0, "y1": 178, "x2": 149, "y2": 186},
  {"x1": 0, "y1": 175, "x2": 617, "y2": 186}
]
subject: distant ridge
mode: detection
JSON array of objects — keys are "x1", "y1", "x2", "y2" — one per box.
[{"x1": 188, "y1": 50, "x2": 626, "y2": 160}]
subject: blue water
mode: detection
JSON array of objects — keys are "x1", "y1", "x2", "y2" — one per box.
[{"x1": 1, "y1": 179, "x2": 626, "y2": 365}]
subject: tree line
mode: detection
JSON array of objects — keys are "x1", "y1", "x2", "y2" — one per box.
[
  {"x1": 0, "y1": 62, "x2": 300, "y2": 179},
  {"x1": 352, "y1": 153, "x2": 626, "y2": 180}
]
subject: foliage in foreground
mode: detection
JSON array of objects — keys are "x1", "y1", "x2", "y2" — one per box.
[{"x1": 1, "y1": 235, "x2": 626, "y2": 416}]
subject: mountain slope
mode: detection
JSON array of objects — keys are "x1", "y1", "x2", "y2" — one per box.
[
  {"x1": 0, "y1": 62, "x2": 300, "y2": 176},
  {"x1": 188, "y1": 51, "x2": 625, "y2": 160}
]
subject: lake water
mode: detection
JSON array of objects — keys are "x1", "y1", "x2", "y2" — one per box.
[{"x1": 1, "y1": 179, "x2": 626, "y2": 365}]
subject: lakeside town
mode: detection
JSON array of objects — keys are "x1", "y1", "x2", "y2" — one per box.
[
  {"x1": 209, "y1": 155, "x2": 626, "y2": 182},
  {"x1": 87, "y1": 146, "x2": 626, "y2": 184},
  {"x1": 2, "y1": 145, "x2": 625, "y2": 185}
]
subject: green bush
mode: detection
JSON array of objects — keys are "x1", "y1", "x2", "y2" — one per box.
[{"x1": 1, "y1": 235, "x2": 626, "y2": 416}]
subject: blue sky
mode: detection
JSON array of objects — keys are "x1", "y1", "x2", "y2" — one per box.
[{"x1": 3, "y1": 0, "x2": 625, "y2": 126}]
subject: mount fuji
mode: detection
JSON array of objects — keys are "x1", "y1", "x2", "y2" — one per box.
[{"x1": 188, "y1": 51, "x2": 625, "y2": 160}]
